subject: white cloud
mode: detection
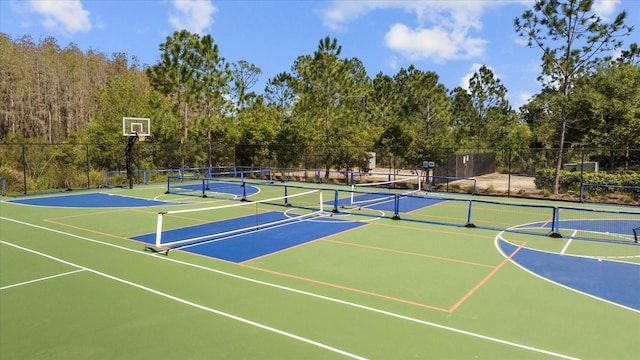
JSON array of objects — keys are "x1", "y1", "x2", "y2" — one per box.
[
  {"x1": 169, "y1": 0, "x2": 217, "y2": 34},
  {"x1": 458, "y1": 63, "x2": 508, "y2": 92},
  {"x1": 517, "y1": 91, "x2": 534, "y2": 107},
  {"x1": 321, "y1": 0, "x2": 380, "y2": 31},
  {"x1": 321, "y1": 0, "x2": 489, "y2": 31},
  {"x1": 321, "y1": 1, "x2": 504, "y2": 62},
  {"x1": 385, "y1": 23, "x2": 487, "y2": 63},
  {"x1": 385, "y1": 55, "x2": 399, "y2": 70},
  {"x1": 28, "y1": 0, "x2": 91, "y2": 35},
  {"x1": 592, "y1": 0, "x2": 620, "y2": 20},
  {"x1": 459, "y1": 63, "x2": 484, "y2": 91},
  {"x1": 513, "y1": 34, "x2": 529, "y2": 47}
]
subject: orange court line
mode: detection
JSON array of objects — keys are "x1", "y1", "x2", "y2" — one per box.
[
  {"x1": 322, "y1": 239, "x2": 495, "y2": 268},
  {"x1": 44, "y1": 218, "x2": 131, "y2": 242},
  {"x1": 47, "y1": 207, "x2": 131, "y2": 221},
  {"x1": 239, "y1": 262, "x2": 451, "y2": 312},
  {"x1": 448, "y1": 241, "x2": 526, "y2": 313}
]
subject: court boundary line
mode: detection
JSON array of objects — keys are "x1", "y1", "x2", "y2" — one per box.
[
  {"x1": 0, "y1": 268, "x2": 85, "y2": 290},
  {"x1": 0, "y1": 239, "x2": 368, "y2": 360},
  {"x1": 0, "y1": 216, "x2": 580, "y2": 360}
]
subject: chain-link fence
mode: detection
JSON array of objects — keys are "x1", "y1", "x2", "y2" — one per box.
[{"x1": 1, "y1": 141, "x2": 638, "y2": 203}]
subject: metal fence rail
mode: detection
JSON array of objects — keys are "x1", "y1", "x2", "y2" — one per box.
[{"x1": 0, "y1": 142, "x2": 638, "y2": 201}]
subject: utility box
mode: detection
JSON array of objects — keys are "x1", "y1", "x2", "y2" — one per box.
[{"x1": 367, "y1": 152, "x2": 376, "y2": 171}]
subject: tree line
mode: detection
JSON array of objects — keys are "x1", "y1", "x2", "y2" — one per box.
[{"x1": 1, "y1": 0, "x2": 638, "y2": 194}]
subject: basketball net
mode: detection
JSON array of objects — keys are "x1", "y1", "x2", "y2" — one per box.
[{"x1": 135, "y1": 131, "x2": 146, "y2": 142}]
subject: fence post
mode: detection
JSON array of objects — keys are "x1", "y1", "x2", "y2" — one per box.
[
  {"x1": 507, "y1": 148, "x2": 512, "y2": 197},
  {"x1": 22, "y1": 144, "x2": 27, "y2": 195},
  {"x1": 86, "y1": 144, "x2": 90, "y2": 189}
]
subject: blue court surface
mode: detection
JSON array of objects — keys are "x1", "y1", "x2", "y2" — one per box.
[
  {"x1": 499, "y1": 240, "x2": 640, "y2": 311},
  {"x1": 132, "y1": 212, "x2": 366, "y2": 262},
  {"x1": 8, "y1": 192, "x2": 174, "y2": 208}
]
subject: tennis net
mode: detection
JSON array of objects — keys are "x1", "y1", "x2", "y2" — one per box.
[{"x1": 155, "y1": 188, "x2": 325, "y2": 248}]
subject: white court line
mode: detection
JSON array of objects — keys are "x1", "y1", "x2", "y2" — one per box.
[
  {"x1": 0, "y1": 216, "x2": 580, "y2": 360},
  {"x1": 0, "y1": 269, "x2": 85, "y2": 290},
  {"x1": 0, "y1": 240, "x2": 367, "y2": 360},
  {"x1": 560, "y1": 230, "x2": 578, "y2": 255}
]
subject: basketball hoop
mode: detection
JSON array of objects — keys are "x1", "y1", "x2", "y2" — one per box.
[{"x1": 135, "y1": 131, "x2": 146, "y2": 142}]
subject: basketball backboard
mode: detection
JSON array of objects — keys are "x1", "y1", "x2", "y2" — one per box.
[{"x1": 122, "y1": 117, "x2": 151, "y2": 137}]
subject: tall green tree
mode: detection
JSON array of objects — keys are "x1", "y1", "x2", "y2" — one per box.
[
  {"x1": 467, "y1": 65, "x2": 510, "y2": 151},
  {"x1": 450, "y1": 86, "x2": 477, "y2": 149},
  {"x1": 390, "y1": 66, "x2": 452, "y2": 168},
  {"x1": 264, "y1": 72, "x2": 306, "y2": 167},
  {"x1": 514, "y1": 0, "x2": 633, "y2": 193},
  {"x1": 230, "y1": 60, "x2": 261, "y2": 112},
  {"x1": 286, "y1": 37, "x2": 371, "y2": 174},
  {"x1": 570, "y1": 62, "x2": 640, "y2": 153},
  {"x1": 146, "y1": 30, "x2": 231, "y2": 142}
]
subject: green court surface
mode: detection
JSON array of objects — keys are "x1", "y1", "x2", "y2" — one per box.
[{"x1": 1, "y1": 182, "x2": 639, "y2": 359}]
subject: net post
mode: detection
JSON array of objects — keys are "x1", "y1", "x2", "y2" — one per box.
[
  {"x1": 579, "y1": 183, "x2": 585, "y2": 203},
  {"x1": 155, "y1": 212, "x2": 166, "y2": 247},
  {"x1": 332, "y1": 190, "x2": 339, "y2": 213},
  {"x1": 464, "y1": 199, "x2": 476, "y2": 228},
  {"x1": 391, "y1": 195, "x2": 401, "y2": 220},
  {"x1": 284, "y1": 186, "x2": 289, "y2": 207},
  {"x1": 240, "y1": 179, "x2": 248, "y2": 201},
  {"x1": 319, "y1": 191, "x2": 324, "y2": 213},
  {"x1": 201, "y1": 179, "x2": 208, "y2": 198},
  {"x1": 549, "y1": 207, "x2": 562, "y2": 238},
  {"x1": 634, "y1": 227, "x2": 639, "y2": 243}
]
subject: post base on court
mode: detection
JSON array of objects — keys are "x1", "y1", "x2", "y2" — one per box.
[{"x1": 144, "y1": 246, "x2": 169, "y2": 256}]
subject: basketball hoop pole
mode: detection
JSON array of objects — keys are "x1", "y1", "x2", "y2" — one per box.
[
  {"x1": 125, "y1": 133, "x2": 139, "y2": 189},
  {"x1": 122, "y1": 117, "x2": 150, "y2": 189}
]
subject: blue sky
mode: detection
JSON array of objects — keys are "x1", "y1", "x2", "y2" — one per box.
[{"x1": 1, "y1": 0, "x2": 638, "y2": 109}]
